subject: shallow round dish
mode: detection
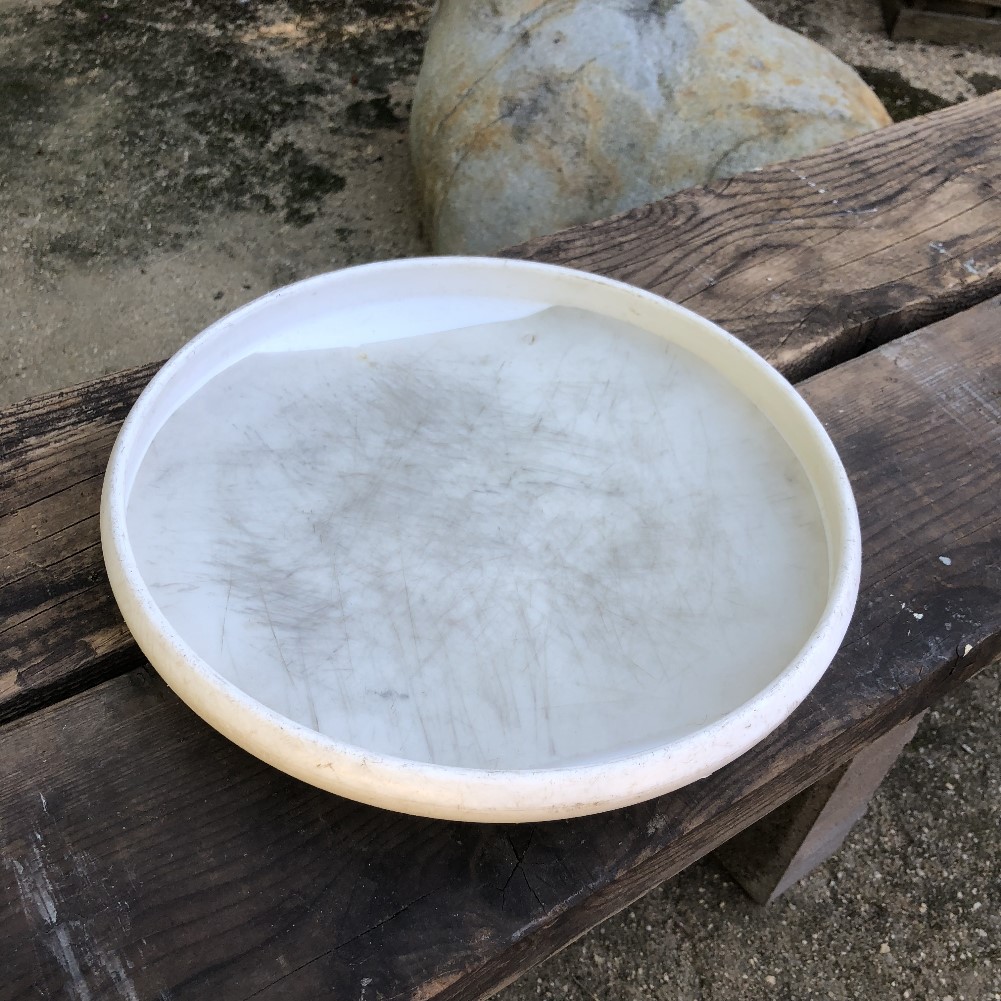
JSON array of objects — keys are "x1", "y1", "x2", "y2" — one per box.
[{"x1": 101, "y1": 257, "x2": 861, "y2": 822}]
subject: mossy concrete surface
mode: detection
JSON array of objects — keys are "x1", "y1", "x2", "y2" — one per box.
[{"x1": 0, "y1": 0, "x2": 433, "y2": 403}]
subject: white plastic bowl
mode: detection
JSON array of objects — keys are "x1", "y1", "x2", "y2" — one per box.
[{"x1": 101, "y1": 257, "x2": 861, "y2": 822}]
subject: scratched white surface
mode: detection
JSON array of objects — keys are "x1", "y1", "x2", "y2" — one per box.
[{"x1": 128, "y1": 306, "x2": 829, "y2": 770}]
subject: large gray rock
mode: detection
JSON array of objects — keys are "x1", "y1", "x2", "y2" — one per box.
[{"x1": 410, "y1": 0, "x2": 891, "y2": 255}]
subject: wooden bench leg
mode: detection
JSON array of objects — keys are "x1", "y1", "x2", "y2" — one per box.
[{"x1": 716, "y1": 713, "x2": 926, "y2": 903}]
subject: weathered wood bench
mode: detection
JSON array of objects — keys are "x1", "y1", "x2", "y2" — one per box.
[{"x1": 3, "y1": 94, "x2": 1001, "y2": 1000}]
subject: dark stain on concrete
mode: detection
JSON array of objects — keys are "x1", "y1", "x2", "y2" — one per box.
[
  {"x1": 965, "y1": 71, "x2": 1001, "y2": 96},
  {"x1": 345, "y1": 95, "x2": 405, "y2": 130},
  {"x1": 277, "y1": 142, "x2": 347, "y2": 226},
  {"x1": 0, "y1": 66, "x2": 55, "y2": 148},
  {"x1": 854, "y1": 65, "x2": 956, "y2": 122},
  {"x1": 0, "y1": 0, "x2": 432, "y2": 267}
]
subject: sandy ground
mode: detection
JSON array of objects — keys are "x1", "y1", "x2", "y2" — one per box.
[{"x1": 1, "y1": 0, "x2": 999, "y2": 998}]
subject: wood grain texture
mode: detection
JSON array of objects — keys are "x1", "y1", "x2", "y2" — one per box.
[
  {"x1": 884, "y1": 1, "x2": 1001, "y2": 49},
  {"x1": 508, "y1": 93, "x2": 1001, "y2": 381},
  {"x1": 4, "y1": 95, "x2": 1001, "y2": 728},
  {"x1": 0, "y1": 364, "x2": 159, "y2": 723},
  {"x1": 3, "y1": 298, "x2": 1000, "y2": 1001}
]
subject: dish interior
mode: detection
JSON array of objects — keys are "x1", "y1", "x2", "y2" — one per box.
[{"x1": 126, "y1": 304, "x2": 829, "y2": 770}]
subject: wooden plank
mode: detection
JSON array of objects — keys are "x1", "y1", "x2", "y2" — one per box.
[
  {"x1": 904, "y1": 0, "x2": 1001, "y2": 14},
  {"x1": 0, "y1": 365, "x2": 159, "y2": 724},
  {"x1": 4, "y1": 95, "x2": 1001, "y2": 727},
  {"x1": 510, "y1": 93, "x2": 1001, "y2": 381},
  {"x1": 716, "y1": 713, "x2": 925, "y2": 903},
  {"x1": 885, "y1": 1, "x2": 1001, "y2": 50},
  {"x1": 892, "y1": 11, "x2": 1001, "y2": 49},
  {"x1": 2, "y1": 298, "x2": 1000, "y2": 1001}
]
